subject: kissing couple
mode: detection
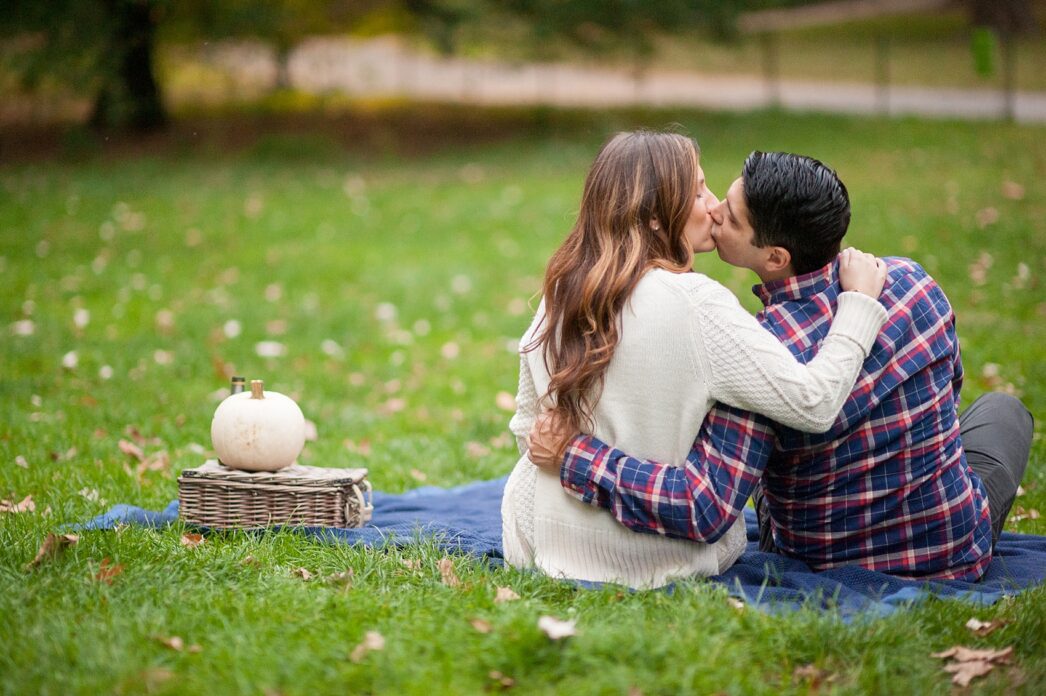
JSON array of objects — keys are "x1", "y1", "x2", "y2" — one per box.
[{"x1": 501, "y1": 131, "x2": 1032, "y2": 588}]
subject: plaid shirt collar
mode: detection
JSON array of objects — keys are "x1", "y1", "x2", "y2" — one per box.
[{"x1": 753, "y1": 260, "x2": 839, "y2": 306}]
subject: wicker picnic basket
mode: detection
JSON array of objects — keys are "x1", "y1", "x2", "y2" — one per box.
[{"x1": 178, "y1": 459, "x2": 373, "y2": 529}]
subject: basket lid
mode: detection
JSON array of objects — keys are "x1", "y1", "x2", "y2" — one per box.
[{"x1": 179, "y1": 459, "x2": 368, "y2": 487}]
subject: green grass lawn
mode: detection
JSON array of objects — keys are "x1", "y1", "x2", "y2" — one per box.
[{"x1": 1, "y1": 107, "x2": 1044, "y2": 694}]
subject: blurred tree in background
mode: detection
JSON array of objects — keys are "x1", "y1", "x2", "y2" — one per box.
[{"x1": 2, "y1": 0, "x2": 1038, "y2": 131}]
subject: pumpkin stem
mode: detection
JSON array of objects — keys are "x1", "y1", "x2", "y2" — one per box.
[{"x1": 250, "y1": 380, "x2": 264, "y2": 399}]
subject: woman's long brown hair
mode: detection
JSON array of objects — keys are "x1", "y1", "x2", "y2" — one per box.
[{"x1": 527, "y1": 131, "x2": 700, "y2": 433}]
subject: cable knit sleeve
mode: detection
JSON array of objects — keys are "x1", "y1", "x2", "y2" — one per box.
[
  {"x1": 508, "y1": 350, "x2": 540, "y2": 455},
  {"x1": 692, "y1": 284, "x2": 887, "y2": 433}
]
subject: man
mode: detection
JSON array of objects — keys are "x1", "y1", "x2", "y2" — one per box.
[{"x1": 527, "y1": 151, "x2": 1033, "y2": 581}]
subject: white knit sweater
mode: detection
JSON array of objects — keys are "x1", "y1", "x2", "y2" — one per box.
[{"x1": 501, "y1": 269, "x2": 887, "y2": 588}]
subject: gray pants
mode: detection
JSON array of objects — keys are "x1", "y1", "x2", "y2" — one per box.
[{"x1": 757, "y1": 392, "x2": 1034, "y2": 553}]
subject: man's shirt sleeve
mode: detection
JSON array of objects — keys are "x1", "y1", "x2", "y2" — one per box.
[{"x1": 559, "y1": 405, "x2": 777, "y2": 542}]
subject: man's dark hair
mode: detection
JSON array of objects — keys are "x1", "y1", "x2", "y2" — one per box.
[{"x1": 741, "y1": 151, "x2": 850, "y2": 276}]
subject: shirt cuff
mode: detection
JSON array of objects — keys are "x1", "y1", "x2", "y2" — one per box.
[
  {"x1": 833, "y1": 291, "x2": 889, "y2": 355},
  {"x1": 560, "y1": 434, "x2": 609, "y2": 501}
]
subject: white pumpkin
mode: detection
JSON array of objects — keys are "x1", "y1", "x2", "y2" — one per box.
[{"x1": 210, "y1": 380, "x2": 305, "y2": 471}]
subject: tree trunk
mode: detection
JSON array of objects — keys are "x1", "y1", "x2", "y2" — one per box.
[
  {"x1": 90, "y1": 0, "x2": 166, "y2": 131},
  {"x1": 969, "y1": 0, "x2": 1039, "y2": 36}
]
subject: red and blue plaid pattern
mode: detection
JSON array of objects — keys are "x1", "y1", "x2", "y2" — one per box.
[{"x1": 561, "y1": 258, "x2": 993, "y2": 580}]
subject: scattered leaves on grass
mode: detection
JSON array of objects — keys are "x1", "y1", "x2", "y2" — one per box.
[
  {"x1": 0, "y1": 495, "x2": 35, "y2": 514},
  {"x1": 438, "y1": 557, "x2": 461, "y2": 587},
  {"x1": 343, "y1": 439, "x2": 372, "y2": 456},
  {"x1": 968, "y1": 250, "x2": 993, "y2": 285},
  {"x1": 793, "y1": 664, "x2": 834, "y2": 689},
  {"x1": 466, "y1": 441, "x2": 491, "y2": 458},
  {"x1": 155, "y1": 636, "x2": 202, "y2": 653},
  {"x1": 495, "y1": 391, "x2": 516, "y2": 412},
  {"x1": 932, "y1": 646, "x2": 1013, "y2": 687},
  {"x1": 325, "y1": 570, "x2": 354, "y2": 587},
  {"x1": 488, "y1": 671, "x2": 515, "y2": 689},
  {"x1": 494, "y1": 587, "x2": 520, "y2": 604},
  {"x1": 537, "y1": 615, "x2": 576, "y2": 640},
  {"x1": 380, "y1": 398, "x2": 407, "y2": 415},
  {"x1": 137, "y1": 668, "x2": 174, "y2": 689},
  {"x1": 255, "y1": 341, "x2": 287, "y2": 358},
  {"x1": 95, "y1": 558, "x2": 125, "y2": 585},
  {"x1": 469, "y1": 618, "x2": 493, "y2": 634},
  {"x1": 181, "y1": 533, "x2": 205, "y2": 548},
  {"x1": 79, "y1": 487, "x2": 105, "y2": 505},
  {"x1": 293, "y1": 567, "x2": 313, "y2": 581},
  {"x1": 25, "y1": 533, "x2": 78, "y2": 570},
  {"x1": 966, "y1": 617, "x2": 1008, "y2": 637},
  {"x1": 975, "y1": 208, "x2": 999, "y2": 229},
  {"x1": 1008, "y1": 506, "x2": 1040, "y2": 524},
  {"x1": 349, "y1": 631, "x2": 385, "y2": 663},
  {"x1": 1001, "y1": 181, "x2": 1025, "y2": 200},
  {"x1": 119, "y1": 438, "x2": 146, "y2": 461},
  {"x1": 488, "y1": 432, "x2": 514, "y2": 450}
]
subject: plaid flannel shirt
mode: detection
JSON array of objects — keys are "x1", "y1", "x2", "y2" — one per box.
[{"x1": 561, "y1": 257, "x2": 993, "y2": 580}]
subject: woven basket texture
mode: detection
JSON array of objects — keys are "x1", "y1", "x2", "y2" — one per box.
[{"x1": 178, "y1": 460, "x2": 372, "y2": 529}]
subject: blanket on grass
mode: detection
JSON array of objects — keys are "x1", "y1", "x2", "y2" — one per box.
[{"x1": 79, "y1": 476, "x2": 1046, "y2": 618}]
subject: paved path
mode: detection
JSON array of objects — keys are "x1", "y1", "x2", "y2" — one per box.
[{"x1": 222, "y1": 37, "x2": 1046, "y2": 124}]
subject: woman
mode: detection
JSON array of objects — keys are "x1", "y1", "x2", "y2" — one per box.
[{"x1": 501, "y1": 131, "x2": 887, "y2": 588}]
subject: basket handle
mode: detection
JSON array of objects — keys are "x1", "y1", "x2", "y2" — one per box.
[{"x1": 347, "y1": 480, "x2": 374, "y2": 525}]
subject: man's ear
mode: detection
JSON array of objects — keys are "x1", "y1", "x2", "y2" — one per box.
[{"x1": 765, "y1": 246, "x2": 792, "y2": 274}]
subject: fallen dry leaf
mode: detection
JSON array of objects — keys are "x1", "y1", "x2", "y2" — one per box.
[
  {"x1": 469, "y1": 618, "x2": 493, "y2": 634},
  {"x1": 401, "y1": 559, "x2": 420, "y2": 570},
  {"x1": 1009, "y1": 506, "x2": 1041, "y2": 524},
  {"x1": 495, "y1": 391, "x2": 516, "y2": 412},
  {"x1": 792, "y1": 663, "x2": 835, "y2": 689},
  {"x1": 157, "y1": 636, "x2": 185, "y2": 651},
  {"x1": 1001, "y1": 181, "x2": 1025, "y2": 200},
  {"x1": 409, "y1": 468, "x2": 428, "y2": 482},
  {"x1": 438, "y1": 557, "x2": 461, "y2": 587},
  {"x1": 118, "y1": 438, "x2": 146, "y2": 462},
  {"x1": 137, "y1": 668, "x2": 174, "y2": 688},
  {"x1": 932, "y1": 646, "x2": 1013, "y2": 663},
  {"x1": 15, "y1": 455, "x2": 29, "y2": 469},
  {"x1": 465, "y1": 441, "x2": 491, "y2": 458},
  {"x1": 181, "y1": 533, "x2": 205, "y2": 548},
  {"x1": 25, "y1": 533, "x2": 79, "y2": 570},
  {"x1": 488, "y1": 671, "x2": 515, "y2": 689},
  {"x1": 343, "y1": 438, "x2": 372, "y2": 456},
  {"x1": 0, "y1": 495, "x2": 35, "y2": 514},
  {"x1": 944, "y1": 660, "x2": 996, "y2": 687},
  {"x1": 95, "y1": 558, "x2": 125, "y2": 584},
  {"x1": 966, "y1": 617, "x2": 1008, "y2": 637},
  {"x1": 727, "y1": 597, "x2": 745, "y2": 611},
  {"x1": 79, "y1": 487, "x2": 104, "y2": 505},
  {"x1": 932, "y1": 645, "x2": 1013, "y2": 687},
  {"x1": 537, "y1": 615, "x2": 576, "y2": 640},
  {"x1": 293, "y1": 567, "x2": 313, "y2": 581},
  {"x1": 241, "y1": 555, "x2": 260, "y2": 567},
  {"x1": 349, "y1": 631, "x2": 385, "y2": 663},
  {"x1": 326, "y1": 570, "x2": 354, "y2": 587},
  {"x1": 494, "y1": 586, "x2": 520, "y2": 604}
]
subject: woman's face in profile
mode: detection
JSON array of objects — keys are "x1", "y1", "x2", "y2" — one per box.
[{"x1": 683, "y1": 164, "x2": 719, "y2": 254}]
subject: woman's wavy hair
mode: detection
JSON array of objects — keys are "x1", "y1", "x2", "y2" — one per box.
[{"x1": 526, "y1": 130, "x2": 700, "y2": 433}]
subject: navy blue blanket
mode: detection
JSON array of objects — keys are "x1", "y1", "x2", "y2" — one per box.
[{"x1": 79, "y1": 476, "x2": 1046, "y2": 618}]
